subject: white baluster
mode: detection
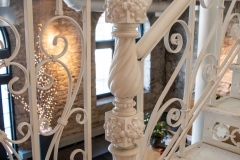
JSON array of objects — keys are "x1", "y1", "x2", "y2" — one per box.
[{"x1": 103, "y1": 0, "x2": 149, "y2": 159}]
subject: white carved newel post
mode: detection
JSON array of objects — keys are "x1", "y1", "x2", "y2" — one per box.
[{"x1": 103, "y1": 0, "x2": 149, "y2": 159}]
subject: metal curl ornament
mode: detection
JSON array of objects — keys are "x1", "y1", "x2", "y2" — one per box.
[
  {"x1": 231, "y1": 23, "x2": 240, "y2": 40},
  {"x1": 39, "y1": 16, "x2": 84, "y2": 58},
  {"x1": 0, "y1": 122, "x2": 32, "y2": 160},
  {"x1": 190, "y1": 53, "x2": 217, "y2": 92},
  {"x1": 2, "y1": 62, "x2": 29, "y2": 95},
  {"x1": 164, "y1": 20, "x2": 190, "y2": 54},
  {"x1": 142, "y1": 24, "x2": 191, "y2": 152},
  {"x1": 0, "y1": 17, "x2": 29, "y2": 96},
  {"x1": 69, "y1": 108, "x2": 88, "y2": 125},
  {"x1": 146, "y1": 98, "x2": 185, "y2": 143},
  {"x1": 166, "y1": 108, "x2": 184, "y2": 128},
  {"x1": 37, "y1": 13, "x2": 87, "y2": 160},
  {"x1": 38, "y1": 117, "x2": 60, "y2": 136},
  {"x1": 202, "y1": 64, "x2": 216, "y2": 82},
  {"x1": 221, "y1": 12, "x2": 240, "y2": 43},
  {"x1": 0, "y1": 17, "x2": 20, "y2": 62},
  {"x1": 70, "y1": 149, "x2": 86, "y2": 160},
  {"x1": 35, "y1": 59, "x2": 56, "y2": 91}
]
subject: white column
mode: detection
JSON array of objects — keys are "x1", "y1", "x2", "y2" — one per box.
[
  {"x1": 103, "y1": 0, "x2": 149, "y2": 159},
  {"x1": 192, "y1": 0, "x2": 218, "y2": 144}
]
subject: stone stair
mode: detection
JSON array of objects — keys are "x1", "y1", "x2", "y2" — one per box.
[
  {"x1": 171, "y1": 142, "x2": 240, "y2": 160},
  {"x1": 172, "y1": 96, "x2": 240, "y2": 159},
  {"x1": 144, "y1": 96, "x2": 240, "y2": 159}
]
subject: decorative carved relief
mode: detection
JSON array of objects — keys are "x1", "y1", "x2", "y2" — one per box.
[
  {"x1": 125, "y1": 118, "x2": 145, "y2": 144},
  {"x1": 212, "y1": 123, "x2": 240, "y2": 148},
  {"x1": 104, "y1": 0, "x2": 148, "y2": 22},
  {"x1": 104, "y1": 117, "x2": 125, "y2": 144},
  {"x1": 0, "y1": 123, "x2": 32, "y2": 159},
  {"x1": 104, "y1": 115, "x2": 144, "y2": 146}
]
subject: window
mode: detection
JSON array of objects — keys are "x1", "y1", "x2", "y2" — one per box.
[
  {"x1": 0, "y1": 27, "x2": 15, "y2": 160},
  {"x1": 95, "y1": 13, "x2": 151, "y2": 99},
  {"x1": 143, "y1": 19, "x2": 151, "y2": 91},
  {"x1": 95, "y1": 13, "x2": 115, "y2": 98}
]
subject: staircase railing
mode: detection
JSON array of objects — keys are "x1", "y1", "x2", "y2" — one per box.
[
  {"x1": 100, "y1": 0, "x2": 240, "y2": 159},
  {"x1": 0, "y1": 0, "x2": 92, "y2": 159},
  {"x1": 139, "y1": 0, "x2": 240, "y2": 159}
]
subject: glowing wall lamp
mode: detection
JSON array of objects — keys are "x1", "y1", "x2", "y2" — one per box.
[{"x1": 0, "y1": 0, "x2": 18, "y2": 26}]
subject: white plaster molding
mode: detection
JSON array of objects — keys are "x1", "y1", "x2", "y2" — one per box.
[
  {"x1": 108, "y1": 23, "x2": 142, "y2": 117},
  {"x1": 125, "y1": 117, "x2": 145, "y2": 144},
  {"x1": 104, "y1": 0, "x2": 149, "y2": 23},
  {"x1": 104, "y1": 117, "x2": 125, "y2": 144},
  {"x1": 212, "y1": 123, "x2": 240, "y2": 148},
  {"x1": 104, "y1": 111, "x2": 144, "y2": 148},
  {"x1": 109, "y1": 143, "x2": 140, "y2": 160},
  {"x1": 103, "y1": 1, "x2": 146, "y2": 159}
]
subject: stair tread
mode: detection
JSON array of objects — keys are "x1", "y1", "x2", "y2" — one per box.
[
  {"x1": 171, "y1": 142, "x2": 240, "y2": 160},
  {"x1": 203, "y1": 97, "x2": 240, "y2": 118}
]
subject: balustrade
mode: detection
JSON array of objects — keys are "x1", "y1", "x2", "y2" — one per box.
[{"x1": 0, "y1": 0, "x2": 240, "y2": 159}]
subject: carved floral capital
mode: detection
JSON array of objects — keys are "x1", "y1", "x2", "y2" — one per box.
[
  {"x1": 104, "y1": 117, "x2": 125, "y2": 144},
  {"x1": 104, "y1": 0, "x2": 149, "y2": 23},
  {"x1": 104, "y1": 112, "x2": 145, "y2": 148}
]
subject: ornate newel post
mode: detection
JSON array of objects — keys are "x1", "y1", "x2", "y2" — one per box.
[{"x1": 103, "y1": 0, "x2": 149, "y2": 159}]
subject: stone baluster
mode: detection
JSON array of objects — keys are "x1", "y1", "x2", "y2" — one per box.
[{"x1": 103, "y1": 0, "x2": 149, "y2": 159}]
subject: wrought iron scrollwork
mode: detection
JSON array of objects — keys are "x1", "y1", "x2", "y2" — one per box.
[
  {"x1": 0, "y1": 122, "x2": 32, "y2": 160},
  {"x1": 142, "y1": 19, "x2": 191, "y2": 159},
  {"x1": 0, "y1": 16, "x2": 32, "y2": 160},
  {"x1": 37, "y1": 15, "x2": 88, "y2": 160}
]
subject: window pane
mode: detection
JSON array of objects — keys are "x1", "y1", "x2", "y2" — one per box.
[
  {"x1": 0, "y1": 29, "x2": 4, "y2": 49},
  {"x1": 1, "y1": 84, "x2": 9, "y2": 99},
  {"x1": 95, "y1": 13, "x2": 114, "y2": 41},
  {"x1": 0, "y1": 67, "x2": 7, "y2": 74},
  {"x1": 144, "y1": 54, "x2": 151, "y2": 91},
  {"x1": 143, "y1": 18, "x2": 151, "y2": 91},
  {"x1": 2, "y1": 99, "x2": 9, "y2": 114},
  {"x1": 95, "y1": 48, "x2": 112, "y2": 95},
  {"x1": 4, "y1": 113, "x2": 11, "y2": 128}
]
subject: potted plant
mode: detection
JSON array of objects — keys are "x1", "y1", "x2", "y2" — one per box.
[{"x1": 144, "y1": 113, "x2": 173, "y2": 148}]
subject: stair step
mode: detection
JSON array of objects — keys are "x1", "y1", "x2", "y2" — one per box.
[
  {"x1": 202, "y1": 96, "x2": 240, "y2": 154},
  {"x1": 171, "y1": 142, "x2": 240, "y2": 160},
  {"x1": 203, "y1": 97, "x2": 240, "y2": 119}
]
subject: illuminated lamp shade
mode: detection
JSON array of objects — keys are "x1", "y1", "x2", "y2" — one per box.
[{"x1": 0, "y1": 0, "x2": 18, "y2": 26}]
